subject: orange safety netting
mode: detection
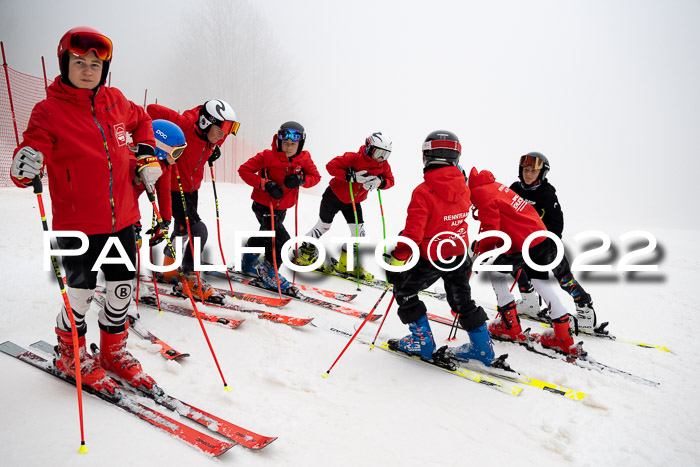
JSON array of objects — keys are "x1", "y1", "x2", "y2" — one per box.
[{"x1": 0, "y1": 65, "x2": 51, "y2": 187}]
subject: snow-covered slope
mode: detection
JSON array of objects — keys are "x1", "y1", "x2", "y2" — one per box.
[{"x1": 1, "y1": 182, "x2": 698, "y2": 466}]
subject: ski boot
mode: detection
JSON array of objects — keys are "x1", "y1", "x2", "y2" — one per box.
[
  {"x1": 333, "y1": 249, "x2": 375, "y2": 281},
  {"x1": 158, "y1": 255, "x2": 179, "y2": 284},
  {"x1": 241, "y1": 253, "x2": 261, "y2": 276},
  {"x1": 256, "y1": 260, "x2": 300, "y2": 296},
  {"x1": 515, "y1": 290, "x2": 544, "y2": 320},
  {"x1": 174, "y1": 271, "x2": 219, "y2": 303},
  {"x1": 99, "y1": 323, "x2": 157, "y2": 390},
  {"x1": 571, "y1": 301, "x2": 597, "y2": 333},
  {"x1": 388, "y1": 314, "x2": 436, "y2": 360},
  {"x1": 534, "y1": 315, "x2": 582, "y2": 356},
  {"x1": 487, "y1": 301, "x2": 528, "y2": 343},
  {"x1": 448, "y1": 323, "x2": 496, "y2": 366},
  {"x1": 54, "y1": 327, "x2": 120, "y2": 397},
  {"x1": 295, "y1": 242, "x2": 319, "y2": 266}
]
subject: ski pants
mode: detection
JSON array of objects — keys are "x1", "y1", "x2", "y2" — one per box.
[
  {"x1": 514, "y1": 252, "x2": 591, "y2": 304},
  {"x1": 247, "y1": 201, "x2": 290, "y2": 265},
  {"x1": 319, "y1": 186, "x2": 364, "y2": 225},
  {"x1": 391, "y1": 254, "x2": 487, "y2": 331},
  {"x1": 167, "y1": 190, "x2": 208, "y2": 271}
]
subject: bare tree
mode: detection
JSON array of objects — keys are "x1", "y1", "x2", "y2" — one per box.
[{"x1": 159, "y1": 0, "x2": 300, "y2": 149}]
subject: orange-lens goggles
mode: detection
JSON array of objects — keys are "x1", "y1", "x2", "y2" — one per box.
[
  {"x1": 520, "y1": 155, "x2": 544, "y2": 169},
  {"x1": 68, "y1": 32, "x2": 113, "y2": 61},
  {"x1": 219, "y1": 120, "x2": 240, "y2": 136}
]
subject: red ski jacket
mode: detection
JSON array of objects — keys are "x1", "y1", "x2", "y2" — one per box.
[
  {"x1": 238, "y1": 137, "x2": 321, "y2": 210},
  {"x1": 146, "y1": 104, "x2": 224, "y2": 194},
  {"x1": 393, "y1": 166, "x2": 471, "y2": 262},
  {"x1": 326, "y1": 146, "x2": 394, "y2": 204},
  {"x1": 12, "y1": 77, "x2": 154, "y2": 234},
  {"x1": 468, "y1": 167, "x2": 546, "y2": 253}
]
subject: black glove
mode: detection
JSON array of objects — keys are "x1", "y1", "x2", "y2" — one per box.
[
  {"x1": 146, "y1": 219, "x2": 170, "y2": 247},
  {"x1": 208, "y1": 145, "x2": 221, "y2": 164},
  {"x1": 265, "y1": 180, "x2": 284, "y2": 199},
  {"x1": 284, "y1": 173, "x2": 305, "y2": 189}
]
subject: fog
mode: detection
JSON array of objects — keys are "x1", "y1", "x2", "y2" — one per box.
[{"x1": 2, "y1": 0, "x2": 699, "y2": 230}]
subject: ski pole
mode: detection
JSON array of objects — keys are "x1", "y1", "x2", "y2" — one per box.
[
  {"x1": 377, "y1": 189, "x2": 387, "y2": 255},
  {"x1": 208, "y1": 161, "x2": 236, "y2": 297},
  {"x1": 174, "y1": 166, "x2": 208, "y2": 298},
  {"x1": 348, "y1": 182, "x2": 361, "y2": 291},
  {"x1": 323, "y1": 284, "x2": 391, "y2": 377},
  {"x1": 147, "y1": 178, "x2": 231, "y2": 392},
  {"x1": 31, "y1": 177, "x2": 88, "y2": 453},
  {"x1": 268, "y1": 200, "x2": 283, "y2": 298},
  {"x1": 511, "y1": 268, "x2": 522, "y2": 293},
  {"x1": 292, "y1": 192, "x2": 299, "y2": 285},
  {"x1": 148, "y1": 210, "x2": 163, "y2": 315},
  {"x1": 370, "y1": 294, "x2": 395, "y2": 348}
]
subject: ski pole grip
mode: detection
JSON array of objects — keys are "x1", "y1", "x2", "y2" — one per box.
[
  {"x1": 31, "y1": 177, "x2": 43, "y2": 194},
  {"x1": 144, "y1": 182, "x2": 156, "y2": 203}
]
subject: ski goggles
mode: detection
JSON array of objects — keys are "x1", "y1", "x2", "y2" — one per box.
[
  {"x1": 519, "y1": 155, "x2": 544, "y2": 169},
  {"x1": 421, "y1": 139, "x2": 462, "y2": 154},
  {"x1": 367, "y1": 145, "x2": 391, "y2": 162},
  {"x1": 67, "y1": 32, "x2": 113, "y2": 61},
  {"x1": 216, "y1": 119, "x2": 240, "y2": 136},
  {"x1": 155, "y1": 140, "x2": 187, "y2": 161},
  {"x1": 277, "y1": 129, "x2": 304, "y2": 142}
]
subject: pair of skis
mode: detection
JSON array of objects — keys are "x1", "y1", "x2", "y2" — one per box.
[{"x1": 0, "y1": 340, "x2": 276, "y2": 457}]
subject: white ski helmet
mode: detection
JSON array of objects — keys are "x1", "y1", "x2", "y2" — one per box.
[
  {"x1": 365, "y1": 132, "x2": 392, "y2": 162},
  {"x1": 198, "y1": 99, "x2": 240, "y2": 136}
]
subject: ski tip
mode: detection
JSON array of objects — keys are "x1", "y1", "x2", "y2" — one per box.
[{"x1": 78, "y1": 442, "x2": 88, "y2": 454}]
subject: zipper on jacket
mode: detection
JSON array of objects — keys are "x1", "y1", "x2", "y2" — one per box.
[
  {"x1": 91, "y1": 97, "x2": 118, "y2": 233},
  {"x1": 192, "y1": 145, "x2": 208, "y2": 189}
]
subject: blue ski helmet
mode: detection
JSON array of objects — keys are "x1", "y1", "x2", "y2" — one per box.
[{"x1": 153, "y1": 119, "x2": 187, "y2": 161}]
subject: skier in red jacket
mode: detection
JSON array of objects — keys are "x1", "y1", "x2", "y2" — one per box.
[
  {"x1": 468, "y1": 167, "x2": 582, "y2": 356},
  {"x1": 10, "y1": 27, "x2": 161, "y2": 395},
  {"x1": 384, "y1": 131, "x2": 493, "y2": 365},
  {"x1": 238, "y1": 121, "x2": 321, "y2": 295},
  {"x1": 296, "y1": 132, "x2": 394, "y2": 282},
  {"x1": 147, "y1": 100, "x2": 239, "y2": 301}
]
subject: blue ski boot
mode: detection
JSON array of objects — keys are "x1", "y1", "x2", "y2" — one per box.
[
  {"x1": 241, "y1": 253, "x2": 260, "y2": 276},
  {"x1": 450, "y1": 323, "x2": 495, "y2": 366},
  {"x1": 256, "y1": 260, "x2": 299, "y2": 296},
  {"x1": 391, "y1": 314, "x2": 436, "y2": 360}
]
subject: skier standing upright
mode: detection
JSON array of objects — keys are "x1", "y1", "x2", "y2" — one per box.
[
  {"x1": 296, "y1": 132, "x2": 394, "y2": 282},
  {"x1": 509, "y1": 152, "x2": 598, "y2": 332},
  {"x1": 146, "y1": 99, "x2": 239, "y2": 301},
  {"x1": 10, "y1": 27, "x2": 161, "y2": 394},
  {"x1": 385, "y1": 131, "x2": 493, "y2": 365},
  {"x1": 238, "y1": 121, "x2": 321, "y2": 294}
]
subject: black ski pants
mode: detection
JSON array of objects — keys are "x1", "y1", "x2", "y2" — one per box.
[
  {"x1": 247, "y1": 201, "x2": 290, "y2": 265},
  {"x1": 392, "y1": 254, "x2": 487, "y2": 331}
]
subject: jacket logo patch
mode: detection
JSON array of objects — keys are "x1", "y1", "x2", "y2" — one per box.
[{"x1": 114, "y1": 123, "x2": 127, "y2": 146}]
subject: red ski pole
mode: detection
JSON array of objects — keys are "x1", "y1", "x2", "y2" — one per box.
[
  {"x1": 370, "y1": 294, "x2": 395, "y2": 348},
  {"x1": 208, "y1": 161, "x2": 236, "y2": 296},
  {"x1": 323, "y1": 285, "x2": 392, "y2": 377},
  {"x1": 31, "y1": 178, "x2": 88, "y2": 453},
  {"x1": 145, "y1": 180, "x2": 231, "y2": 392},
  {"x1": 268, "y1": 200, "x2": 283, "y2": 298}
]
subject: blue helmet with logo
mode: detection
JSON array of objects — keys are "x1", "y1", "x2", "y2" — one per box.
[{"x1": 152, "y1": 119, "x2": 187, "y2": 161}]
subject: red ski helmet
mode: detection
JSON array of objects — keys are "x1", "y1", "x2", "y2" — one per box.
[{"x1": 57, "y1": 27, "x2": 113, "y2": 87}]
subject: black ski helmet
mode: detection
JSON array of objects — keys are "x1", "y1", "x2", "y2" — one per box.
[
  {"x1": 422, "y1": 130, "x2": 461, "y2": 167},
  {"x1": 277, "y1": 121, "x2": 306, "y2": 156},
  {"x1": 518, "y1": 151, "x2": 550, "y2": 189}
]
